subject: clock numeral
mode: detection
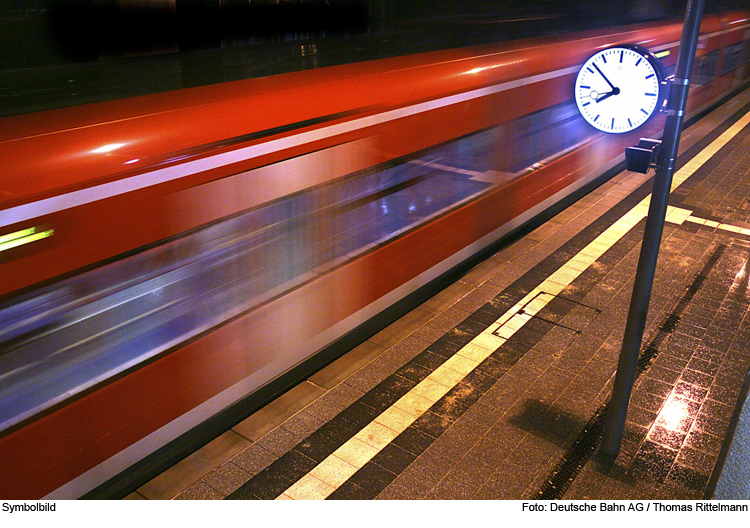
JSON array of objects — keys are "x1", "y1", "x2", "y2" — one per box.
[
  {"x1": 587, "y1": 67, "x2": 594, "y2": 74},
  {"x1": 645, "y1": 73, "x2": 655, "y2": 79},
  {"x1": 620, "y1": 51, "x2": 624, "y2": 63},
  {"x1": 582, "y1": 102, "x2": 591, "y2": 107},
  {"x1": 641, "y1": 108, "x2": 649, "y2": 115},
  {"x1": 594, "y1": 114, "x2": 600, "y2": 122},
  {"x1": 580, "y1": 85, "x2": 590, "y2": 89},
  {"x1": 628, "y1": 118, "x2": 633, "y2": 127},
  {"x1": 636, "y1": 58, "x2": 642, "y2": 66},
  {"x1": 611, "y1": 117, "x2": 615, "y2": 129},
  {"x1": 602, "y1": 55, "x2": 607, "y2": 63},
  {"x1": 645, "y1": 92, "x2": 657, "y2": 96}
]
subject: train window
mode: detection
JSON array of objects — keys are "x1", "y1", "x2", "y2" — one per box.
[
  {"x1": 721, "y1": 43, "x2": 743, "y2": 76},
  {"x1": 693, "y1": 49, "x2": 720, "y2": 86}
]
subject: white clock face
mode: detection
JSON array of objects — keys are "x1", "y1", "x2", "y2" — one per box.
[{"x1": 575, "y1": 46, "x2": 662, "y2": 134}]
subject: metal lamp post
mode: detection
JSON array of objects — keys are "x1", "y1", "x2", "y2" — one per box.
[{"x1": 600, "y1": 0, "x2": 706, "y2": 456}]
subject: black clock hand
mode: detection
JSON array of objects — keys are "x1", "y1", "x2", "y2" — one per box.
[
  {"x1": 595, "y1": 87, "x2": 621, "y2": 103},
  {"x1": 592, "y1": 63, "x2": 617, "y2": 92}
]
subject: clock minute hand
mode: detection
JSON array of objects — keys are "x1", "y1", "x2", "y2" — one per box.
[{"x1": 592, "y1": 62, "x2": 617, "y2": 92}]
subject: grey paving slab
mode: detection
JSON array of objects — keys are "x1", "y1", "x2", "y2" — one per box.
[
  {"x1": 202, "y1": 462, "x2": 252, "y2": 497},
  {"x1": 173, "y1": 481, "x2": 224, "y2": 500},
  {"x1": 419, "y1": 280, "x2": 476, "y2": 314},
  {"x1": 461, "y1": 255, "x2": 508, "y2": 287},
  {"x1": 137, "y1": 430, "x2": 251, "y2": 500},
  {"x1": 368, "y1": 306, "x2": 435, "y2": 348},
  {"x1": 230, "y1": 443, "x2": 280, "y2": 476},
  {"x1": 232, "y1": 381, "x2": 325, "y2": 441},
  {"x1": 309, "y1": 340, "x2": 387, "y2": 390},
  {"x1": 301, "y1": 382, "x2": 364, "y2": 423},
  {"x1": 254, "y1": 425, "x2": 303, "y2": 457}
]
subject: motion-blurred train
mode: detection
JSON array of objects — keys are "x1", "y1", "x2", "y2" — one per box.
[{"x1": 1, "y1": 0, "x2": 750, "y2": 499}]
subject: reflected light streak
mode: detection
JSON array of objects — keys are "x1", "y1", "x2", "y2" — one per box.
[
  {"x1": 91, "y1": 143, "x2": 126, "y2": 154},
  {"x1": 0, "y1": 226, "x2": 54, "y2": 253},
  {"x1": 737, "y1": 261, "x2": 747, "y2": 281},
  {"x1": 463, "y1": 61, "x2": 520, "y2": 75},
  {"x1": 731, "y1": 255, "x2": 749, "y2": 293}
]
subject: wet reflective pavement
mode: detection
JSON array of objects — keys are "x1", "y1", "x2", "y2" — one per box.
[
  {"x1": 127, "y1": 86, "x2": 750, "y2": 501},
  {"x1": 567, "y1": 93, "x2": 750, "y2": 499}
]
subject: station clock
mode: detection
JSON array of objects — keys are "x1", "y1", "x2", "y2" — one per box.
[{"x1": 574, "y1": 45, "x2": 667, "y2": 134}]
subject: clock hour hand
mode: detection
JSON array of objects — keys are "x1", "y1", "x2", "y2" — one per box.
[
  {"x1": 595, "y1": 87, "x2": 621, "y2": 103},
  {"x1": 592, "y1": 63, "x2": 617, "y2": 92}
]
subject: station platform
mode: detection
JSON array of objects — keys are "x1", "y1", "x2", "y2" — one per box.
[{"x1": 125, "y1": 86, "x2": 750, "y2": 501}]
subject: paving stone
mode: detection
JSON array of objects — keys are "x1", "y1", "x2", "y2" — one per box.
[
  {"x1": 137, "y1": 431, "x2": 251, "y2": 500},
  {"x1": 309, "y1": 341, "x2": 388, "y2": 390},
  {"x1": 255, "y1": 426, "x2": 303, "y2": 457},
  {"x1": 173, "y1": 481, "x2": 224, "y2": 500},
  {"x1": 230, "y1": 443, "x2": 281, "y2": 477},
  {"x1": 203, "y1": 463, "x2": 252, "y2": 496}
]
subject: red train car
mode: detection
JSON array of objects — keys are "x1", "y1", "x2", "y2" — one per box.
[{"x1": 1, "y1": 5, "x2": 749, "y2": 499}]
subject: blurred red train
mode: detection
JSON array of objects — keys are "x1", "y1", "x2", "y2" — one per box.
[{"x1": 1, "y1": 3, "x2": 750, "y2": 499}]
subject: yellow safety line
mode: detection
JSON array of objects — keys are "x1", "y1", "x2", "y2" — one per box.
[{"x1": 684, "y1": 214, "x2": 750, "y2": 235}]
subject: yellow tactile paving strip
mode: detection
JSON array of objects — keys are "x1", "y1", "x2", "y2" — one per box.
[
  {"x1": 280, "y1": 331, "x2": 507, "y2": 499},
  {"x1": 663, "y1": 203, "x2": 750, "y2": 235},
  {"x1": 276, "y1": 109, "x2": 750, "y2": 500},
  {"x1": 685, "y1": 214, "x2": 750, "y2": 235}
]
